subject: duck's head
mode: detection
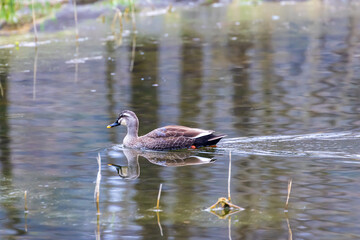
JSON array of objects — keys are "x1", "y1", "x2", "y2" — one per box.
[{"x1": 107, "y1": 110, "x2": 138, "y2": 129}]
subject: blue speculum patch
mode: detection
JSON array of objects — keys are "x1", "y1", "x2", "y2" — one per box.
[{"x1": 156, "y1": 127, "x2": 167, "y2": 137}]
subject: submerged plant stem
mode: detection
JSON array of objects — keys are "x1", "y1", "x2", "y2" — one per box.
[
  {"x1": 286, "y1": 214, "x2": 293, "y2": 240},
  {"x1": 228, "y1": 217, "x2": 232, "y2": 240},
  {"x1": 24, "y1": 190, "x2": 28, "y2": 232},
  {"x1": 156, "y1": 211, "x2": 163, "y2": 236}
]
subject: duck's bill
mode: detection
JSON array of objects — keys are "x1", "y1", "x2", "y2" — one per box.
[{"x1": 107, "y1": 122, "x2": 120, "y2": 128}]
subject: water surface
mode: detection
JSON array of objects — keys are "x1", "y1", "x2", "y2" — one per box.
[{"x1": 1, "y1": 0, "x2": 360, "y2": 239}]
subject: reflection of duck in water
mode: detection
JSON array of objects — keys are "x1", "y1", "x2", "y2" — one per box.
[
  {"x1": 107, "y1": 110, "x2": 226, "y2": 150},
  {"x1": 139, "y1": 150, "x2": 215, "y2": 167},
  {"x1": 108, "y1": 148, "x2": 215, "y2": 179},
  {"x1": 108, "y1": 149, "x2": 140, "y2": 180}
]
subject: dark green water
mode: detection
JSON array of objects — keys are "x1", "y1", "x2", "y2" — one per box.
[{"x1": 1, "y1": 0, "x2": 360, "y2": 239}]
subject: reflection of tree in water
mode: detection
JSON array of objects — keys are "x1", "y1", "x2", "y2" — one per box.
[
  {"x1": 179, "y1": 21, "x2": 203, "y2": 128},
  {"x1": 0, "y1": 52, "x2": 10, "y2": 174},
  {"x1": 227, "y1": 23, "x2": 253, "y2": 136},
  {"x1": 104, "y1": 40, "x2": 118, "y2": 143},
  {"x1": 129, "y1": 35, "x2": 160, "y2": 134},
  {"x1": 0, "y1": 49, "x2": 25, "y2": 236},
  {"x1": 127, "y1": 34, "x2": 164, "y2": 237},
  {"x1": 168, "y1": 16, "x2": 205, "y2": 239}
]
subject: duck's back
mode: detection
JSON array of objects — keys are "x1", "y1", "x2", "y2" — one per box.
[{"x1": 138, "y1": 125, "x2": 221, "y2": 150}]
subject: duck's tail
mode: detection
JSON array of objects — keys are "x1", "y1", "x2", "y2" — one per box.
[{"x1": 194, "y1": 133, "x2": 227, "y2": 147}]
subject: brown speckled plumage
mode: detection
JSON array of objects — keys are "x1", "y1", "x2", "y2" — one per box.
[{"x1": 107, "y1": 110, "x2": 226, "y2": 150}]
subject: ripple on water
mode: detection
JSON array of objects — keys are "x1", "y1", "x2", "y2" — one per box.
[{"x1": 220, "y1": 131, "x2": 360, "y2": 160}]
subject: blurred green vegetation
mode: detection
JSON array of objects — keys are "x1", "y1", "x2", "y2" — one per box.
[
  {"x1": 0, "y1": 0, "x2": 134, "y2": 30},
  {"x1": 0, "y1": 0, "x2": 61, "y2": 29},
  {"x1": 0, "y1": 0, "x2": 19, "y2": 24},
  {"x1": 103, "y1": 0, "x2": 133, "y2": 7},
  {"x1": 100, "y1": 0, "x2": 136, "y2": 12}
]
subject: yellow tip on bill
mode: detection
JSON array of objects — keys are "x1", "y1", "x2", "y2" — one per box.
[{"x1": 107, "y1": 125, "x2": 112, "y2": 128}]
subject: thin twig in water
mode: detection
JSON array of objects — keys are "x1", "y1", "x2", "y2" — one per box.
[
  {"x1": 111, "y1": 9, "x2": 118, "y2": 30},
  {"x1": 111, "y1": 8, "x2": 123, "y2": 31},
  {"x1": 156, "y1": 183, "x2": 162, "y2": 209},
  {"x1": 24, "y1": 190, "x2": 28, "y2": 212},
  {"x1": 228, "y1": 151, "x2": 232, "y2": 201},
  {"x1": 31, "y1": 0, "x2": 38, "y2": 44},
  {"x1": 95, "y1": 153, "x2": 102, "y2": 215},
  {"x1": 285, "y1": 179, "x2": 293, "y2": 239},
  {"x1": 0, "y1": 81, "x2": 3, "y2": 97},
  {"x1": 73, "y1": 0, "x2": 79, "y2": 40},
  {"x1": 111, "y1": 8, "x2": 124, "y2": 48},
  {"x1": 285, "y1": 178, "x2": 292, "y2": 210}
]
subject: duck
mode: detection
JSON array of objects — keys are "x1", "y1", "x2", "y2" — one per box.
[{"x1": 107, "y1": 110, "x2": 226, "y2": 150}]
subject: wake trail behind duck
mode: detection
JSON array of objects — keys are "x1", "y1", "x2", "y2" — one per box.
[{"x1": 217, "y1": 131, "x2": 360, "y2": 160}]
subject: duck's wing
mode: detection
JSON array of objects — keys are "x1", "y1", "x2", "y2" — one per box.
[
  {"x1": 142, "y1": 125, "x2": 226, "y2": 150},
  {"x1": 144, "y1": 125, "x2": 214, "y2": 139}
]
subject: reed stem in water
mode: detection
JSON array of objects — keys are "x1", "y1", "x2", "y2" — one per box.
[
  {"x1": 285, "y1": 178, "x2": 292, "y2": 210},
  {"x1": 24, "y1": 190, "x2": 28, "y2": 212},
  {"x1": 228, "y1": 151, "x2": 232, "y2": 201},
  {"x1": 156, "y1": 183, "x2": 162, "y2": 209}
]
